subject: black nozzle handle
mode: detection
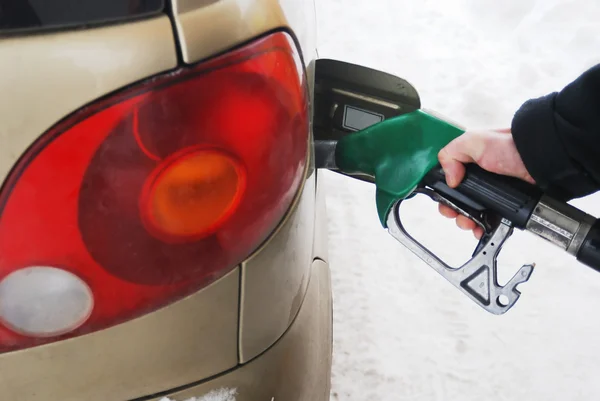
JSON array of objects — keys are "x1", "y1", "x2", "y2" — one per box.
[
  {"x1": 423, "y1": 163, "x2": 543, "y2": 229},
  {"x1": 424, "y1": 163, "x2": 600, "y2": 273}
]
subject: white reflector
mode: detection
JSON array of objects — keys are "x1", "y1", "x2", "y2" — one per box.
[{"x1": 0, "y1": 266, "x2": 94, "y2": 337}]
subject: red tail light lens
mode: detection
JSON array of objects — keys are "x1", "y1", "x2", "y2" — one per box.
[{"x1": 0, "y1": 32, "x2": 308, "y2": 351}]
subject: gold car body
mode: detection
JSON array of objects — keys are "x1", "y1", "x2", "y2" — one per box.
[{"x1": 0, "y1": 1, "x2": 332, "y2": 400}]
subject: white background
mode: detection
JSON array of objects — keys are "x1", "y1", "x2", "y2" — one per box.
[{"x1": 315, "y1": 1, "x2": 600, "y2": 400}]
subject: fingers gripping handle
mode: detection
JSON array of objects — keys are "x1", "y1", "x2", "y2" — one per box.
[
  {"x1": 425, "y1": 163, "x2": 600, "y2": 273},
  {"x1": 386, "y1": 199, "x2": 534, "y2": 315}
]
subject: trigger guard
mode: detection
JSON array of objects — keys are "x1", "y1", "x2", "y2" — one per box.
[{"x1": 386, "y1": 199, "x2": 534, "y2": 315}]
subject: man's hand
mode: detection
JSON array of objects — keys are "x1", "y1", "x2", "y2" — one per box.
[{"x1": 437, "y1": 129, "x2": 535, "y2": 239}]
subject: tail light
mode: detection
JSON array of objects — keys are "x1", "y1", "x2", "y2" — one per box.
[{"x1": 0, "y1": 32, "x2": 309, "y2": 351}]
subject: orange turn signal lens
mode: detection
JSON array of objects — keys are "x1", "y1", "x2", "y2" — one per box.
[{"x1": 141, "y1": 148, "x2": 246, "y2": 242}]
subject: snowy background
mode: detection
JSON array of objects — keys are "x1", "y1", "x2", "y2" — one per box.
[{"x1": 315, "y1": 0, "x2": 600, "y2": 400}]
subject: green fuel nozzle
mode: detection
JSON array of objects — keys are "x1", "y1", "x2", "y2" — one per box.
[{"x1": 334, "y1": 109, "x2": 464, "y2": 226}]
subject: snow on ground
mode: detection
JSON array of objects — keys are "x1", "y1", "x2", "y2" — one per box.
[
  {"x1": 159, "y1": 388, "x2": 237, "y2": 401},
  {"x1": 315, "y1": 0, "x2": 600, "y2": 400}
]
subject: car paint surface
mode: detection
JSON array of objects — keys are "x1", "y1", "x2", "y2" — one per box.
[
  {"x1": 239, "y1": 172, "x2": 316, "y2": 362},
  {"x1": 0, "y1": 0, "x2": 331, "y2": 399},
  {"x1": 150, "y1": 258, "x2": 332, "y2": 401}
]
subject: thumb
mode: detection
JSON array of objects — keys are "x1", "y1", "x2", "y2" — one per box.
[
  {"x1": 438, "y1": 156, "x2": 466, "y2": 188},
  {"x1": 438, "y1": 134, "x2": 482, "y2": 188}
]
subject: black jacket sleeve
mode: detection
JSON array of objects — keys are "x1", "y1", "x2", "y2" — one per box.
[{"x1": 511, "y1": 64, "x2": 600, "y2": 201}]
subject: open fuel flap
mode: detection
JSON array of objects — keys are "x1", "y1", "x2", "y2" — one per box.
[{"x1": 313, "y1": 59, "x2": 421, "y2": 182}]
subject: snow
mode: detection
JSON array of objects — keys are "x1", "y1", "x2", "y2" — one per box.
[
  {"x1": 159, "y1": 388, "x2": 237, "y2": 401},
  {"x1": 315, "y1": 0, "x2": 600, "y2": 400}
]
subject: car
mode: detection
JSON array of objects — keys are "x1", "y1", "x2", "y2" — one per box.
[
  {"x1": 0, "y1": 1, "x2": 420, "y2": 400},
  {"x1": 0, "y1": 1, "x2": 333, "y2": 400}
]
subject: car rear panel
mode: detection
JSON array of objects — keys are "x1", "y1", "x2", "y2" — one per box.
[
  {"x1": 0, "y1": 13, "x2": 242, "y2": 401},
  {"x1": 0, "y1": 0, "x2": 329, "y2": 399}
]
